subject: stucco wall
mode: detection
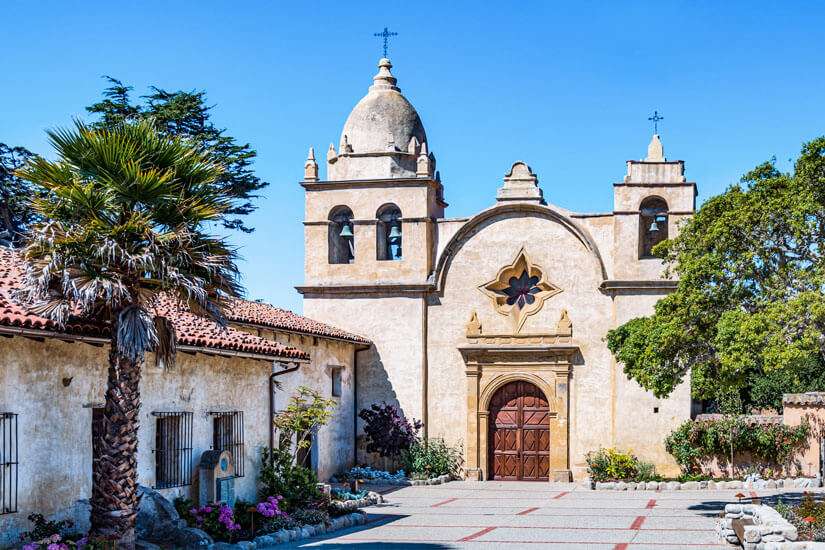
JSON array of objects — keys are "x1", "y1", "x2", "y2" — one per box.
[{"x1": 0, "y1": 336, "x2": 275, "y2": 546}]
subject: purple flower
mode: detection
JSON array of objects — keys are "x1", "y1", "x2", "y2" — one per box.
[
  {"x1": 189, "y1": 508, "x2": 197, "y2": 515},
  {"x1": 76, "y1": 538, "x2": 88, "y2": 549},
  {"x1": 47, "y1": 544, "x2": 60, "y2": 550},
  {"x1": 22, "y1": 544, "x2": 38, "y2": 550},
  {"x1": 195, "y1": 515, "x2": 203, "y2": 522},
  {"x1": 205, "y1": 506, "x2": 213, "y2": 513},
  {"x1": 49, "y1": 535, "x2": 62, "y2": 543}
]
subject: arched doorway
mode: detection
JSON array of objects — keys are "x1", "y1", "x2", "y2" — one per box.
[{"x1": 488, "y1": 380, "x2": 550, "y2": 481}]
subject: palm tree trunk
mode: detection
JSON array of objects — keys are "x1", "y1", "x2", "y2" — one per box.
[{"x1": 90, "y1": 340, "x2": 142, "y2": 550}]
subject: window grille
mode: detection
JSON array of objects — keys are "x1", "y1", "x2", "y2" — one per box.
[
  {"x1": 0, "y1": 413, "x2": 18, "y2": 515},
  {"x1": 210, "y1": 411, "x2": 245, "y2": 478},
  {"x1": 153, "y1": 412, "x2": 193, "y2": 489}
]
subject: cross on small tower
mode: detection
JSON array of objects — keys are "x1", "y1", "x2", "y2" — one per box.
[
  {"x1": 648, "y1": 111, "x2": 664, "y2": 134},
  {"x1": 374, "y1": 26, "x2": 398, "y2": 58}
]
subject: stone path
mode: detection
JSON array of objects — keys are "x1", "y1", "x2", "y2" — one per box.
[{"x1": 277, "y1": 481, "x2": 818, "y2": 549}]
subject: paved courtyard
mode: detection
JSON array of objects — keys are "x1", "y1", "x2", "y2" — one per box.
[{"x1": 280, "y1": 481, "x2": 815, "y2": 549}]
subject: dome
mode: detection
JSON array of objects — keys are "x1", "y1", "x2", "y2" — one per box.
[{"x1": 340, "y1": 59, "x2": 427, "y2": 154}]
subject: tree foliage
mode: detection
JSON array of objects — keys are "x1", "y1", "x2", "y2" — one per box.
[
  {"x1": 0, "y1": 143, "x2": 39, "y2": 246},
  {"x1": 86, "y1": 76, "x2": 268, "y2": 232},
  {"x1": 607, "y1": 138, "x2": 825, "y2": 400},
  {"x1": 358, "y1": 402, "x2": 423, "y2": 458}
]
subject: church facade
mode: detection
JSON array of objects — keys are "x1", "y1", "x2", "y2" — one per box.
[{"x1": 298, "y1": 58, "x2": 697, "y2": 481}]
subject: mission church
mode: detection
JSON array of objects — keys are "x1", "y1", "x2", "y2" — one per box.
[{"x1": 299, "y1": 57, "x2": 697, "y2": 481}]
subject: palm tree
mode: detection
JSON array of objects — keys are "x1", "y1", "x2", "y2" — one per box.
[{"x1": 16, "y1": 119, "x2": 242, "y2": 547}]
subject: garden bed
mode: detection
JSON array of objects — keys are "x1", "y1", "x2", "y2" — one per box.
[
  {"x1": 330, "y1": 466, "x2": 455, "y2": 487},
  {"x1": 593, "y1": 477, "x2": 822, "y2": 491}
]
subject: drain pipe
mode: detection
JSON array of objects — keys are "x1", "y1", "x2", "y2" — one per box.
[{"x1": 269, "y1": 363, "x2": 301, "y2": 463}]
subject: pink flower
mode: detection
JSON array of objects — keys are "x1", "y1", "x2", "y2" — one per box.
[
  {"x1": 189, "y1": 508, "x2": 197, "y2": 515},
  {"x1": 195, "y1": 515, "x2": 203, "y2": 522}
]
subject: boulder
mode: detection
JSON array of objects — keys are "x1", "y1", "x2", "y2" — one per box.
[
  {"x1": 136, "y1": 542, "x2": 162, "y2": 550},
  {"x1": 665, "y1": 481, "x2": 680, "y2": 490},
  {"x1": 136, "y1": 486, "x2": 187, "y2": 541},
  {"x1": 209, "y1": 544, "x2": 242, "y2": 550},
  {"x1": 681, "y1": 481, "x2": 698, "y2": 490},
  {"x1": 728, "y1": 481, "x2": 744, "y2": 489},
  {"x1": 176, "y1": 527, "x2": 213, "y2": 548}
]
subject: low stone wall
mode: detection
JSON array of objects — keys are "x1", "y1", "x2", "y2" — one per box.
[
  {"x1": 334, "y1": 474, "x2": 453, "y2": 487},
  {"x1": 716, "y1": 503, "x2": 825, "y2": 549},
  {"x1": 593, "y1": 478, "x2": 822, "y2": 491}
]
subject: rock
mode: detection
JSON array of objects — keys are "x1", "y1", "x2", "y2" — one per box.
[
  {"x1": 776, "y1": 479, "x2": 784, "y2": 488},
  {"x1": 136, "y1": 486, "x2": 184, "y2": 540},
  {"x1": 617, "y1": 481, "x2": 628, "y2": 491},
  {"x1": 300, "y1": 527, "x2": 313, "y2": 538},
  {"x1": 682, "y1": 481, "x2": 698, "y2": 490},
  {"x1": 699, "y1": 481, "x2": 708, "y2": 489},
  {"x1": 209, "y1": 544, "x2": 242, "y2": 550},
  {"x1": 237, "y1": 541, "x2": 255, "y2": 550},
  {"x1": 276, "y1": 531, "x2": 290, "y2": 544},
  {"x1": 726, "y1": 534, "x2": 740, "y2": 543},
  {"x1": 728, "y1": 481, "x2": 743, "y2": 489},
  {"x1": 743, "y1": 525, "x2": 762, "y2": 543},
  {"x1": 136, "y1": 541, "x2": 162, "y2": 550},
  {"x1": 176, "y1": 527, "x2": 213, "y2": 547},
  {"x1": 725, "y1": 504, "x2": 742, "y2": 514},
  {"x1": 665, "y1": 481, "x2": 680, "y2": 490},
  {"x1": 627, "y1": 482, "x2": 637, "y2": 490}
]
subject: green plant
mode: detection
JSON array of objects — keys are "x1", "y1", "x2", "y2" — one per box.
[
  {"x1": 585, "y1": 448, "x2": 639, "y2": 481},
  {"x1": 177, "y1": 501, "x2": 241, "y2": 542},
  {"x1": 402, "y1": 438, "x2": 462, "y2": 478},
  {"x1": 21, "y1": 514, "x2": 79, "y2": 542},
  {"x1": 289, "y1": 506, "x2": 330, "y2": 527},
  {"x1": 664, "y1": 417, "x2": 809, "y2": 472},
  {"x1": 634, "y1": 461, "x2": 658, "y2": 482},
  {"x1": 272, "y1": 387, "x2": 336, "y2": 465},
  {"x1": 260, "y1": 448, "x2": 322, "y2": 513}
]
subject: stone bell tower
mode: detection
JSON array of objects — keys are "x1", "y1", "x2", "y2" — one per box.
[
  {"x1": 612, "y1": 134, "x2": 697, "y2": 280},
  {"x1": 300, "y1": 58, "x2": 447, "y2": 288}
]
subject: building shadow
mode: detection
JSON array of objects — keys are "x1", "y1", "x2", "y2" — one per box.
[{"x1": 687, "y1": 490, "x2": 816, "y2": 517}]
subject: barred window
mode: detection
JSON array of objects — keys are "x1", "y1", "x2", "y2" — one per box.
[
  {"x1": 0, "y1": 413, "x2": 18, "y2": 515},
  {"x1": 153, "y1": 412, "x2": 193, "y2": 489},
  {"x1": 210, "y1": 411, "x2": 245, "y2": 478}
]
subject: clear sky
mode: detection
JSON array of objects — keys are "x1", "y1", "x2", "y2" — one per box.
[{"x1": 2, "y1": 1, "x2": 823, "y2": 314}]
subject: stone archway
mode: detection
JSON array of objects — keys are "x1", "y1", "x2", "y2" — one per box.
[{"x1": 488, "y1": 380, "x2": 551, "y2": 481}]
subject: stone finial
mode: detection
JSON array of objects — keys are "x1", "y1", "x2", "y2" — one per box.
[
  {"x1": 327, "y1": 142, "x2": 338, "y2": 164},
  {"x1": 466, "y1": 311, "x2": 482, "y2": 336},
  {"x1": 556, "y1": 309, "x2": 572, "y2": 336},
  {"x1": 646, "y1": 134, "x2": 666, "y2": 162},
  {"x1": 408, "y1": 136, "x2": 420, "y2": 155},
  {"x1": 370, "y1": 58, "x2": 401, "y2": 93},
  {"x1": 417, "y1": 142, "x2": 431, "y2": 178},
  {"x1": 340, "y1": 134, "x2": 353, "y2": 154},
  {"x1": 497, "y1": 161, "x2": 544, "y2": 204},
  {"x1": 304, "y1": 148, "x2": 318, "y2": 182}
]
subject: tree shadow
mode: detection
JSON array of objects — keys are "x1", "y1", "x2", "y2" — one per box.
[{"x1": 687, "y1": 490, "x2": 816, "y2": 517}]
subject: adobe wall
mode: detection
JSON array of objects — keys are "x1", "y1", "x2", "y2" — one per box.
[{"x1": 0, "y1": 336, "x2": 273, "y2": 545}]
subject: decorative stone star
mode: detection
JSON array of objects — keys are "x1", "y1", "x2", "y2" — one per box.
[{"x1": 479, "y1": 247, "x2": 562, "y2": 332}]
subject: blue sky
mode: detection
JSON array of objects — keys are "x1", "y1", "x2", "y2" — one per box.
[{"x1": 2, "y1": 1, "x2": 823, "y2": 313}]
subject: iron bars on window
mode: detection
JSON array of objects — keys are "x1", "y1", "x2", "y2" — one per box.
[
  {"x1": 0, "y1": 413, "x2": 18, "y2": 514},
  {"x1": 152, "y1": 412, "x2": 193, "y2": 489},
  {"x1": 209, "y1": 411, "x2": 245, "y2": 478}
]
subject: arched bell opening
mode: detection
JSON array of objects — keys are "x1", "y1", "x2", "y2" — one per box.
[
  {"x1": 639, "y1": 196, "x2": 669, "y2": 258},
  {"x1": 328, "y1": 205, "x2": 355, "y2": 264},
  {"x1": 376, "y1": 203, "x2": 402, "y2": 261}
]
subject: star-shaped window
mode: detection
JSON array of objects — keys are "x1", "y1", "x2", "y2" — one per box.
[{"x1": 479, "y1": 248, "x2": 562, "y2": 332}]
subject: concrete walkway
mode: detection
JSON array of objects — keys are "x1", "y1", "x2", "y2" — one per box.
[{"x1": 278, "y1": 481, "x2": 816, "y2": 549}]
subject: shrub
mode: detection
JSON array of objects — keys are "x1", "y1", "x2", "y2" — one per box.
[
  {"x1": 21, "y1": 514, "x2": 78, "y2": 542},
  {"x1": 290, "y1": 506, "x2": 330, "y2": 527},
  {"x1": 337, "y1": 466, "x2": 405, "y2": 481},
  {"x1": 359, "y1": 403, "x2": 422, "y2": 458},
  {"x1": 177, "y1": 500, "x2": 241, "y2": 542},
  {"x1": 402, "y1": 438, "x2": 462, "y2": 478},
  {"x1": 260, "y1": 448, "x2": 322, "y2": 513},
  {"x1": 635, "y1": 460, "x2": 659, "y2": 482},
  {"x1": 776, "y1": 494, "x2": 825, "y2": 541},
  {"x1": 586, "y1": 448, "x2": 639, "y2": 481},
  {"x1": 664, "y1": 417, "x2": 809, "y2": 472}
]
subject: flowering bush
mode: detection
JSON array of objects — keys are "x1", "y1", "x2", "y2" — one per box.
[
  {"x1": 256, "y1": 496, "x2": 288, "y2": 520},
  {"x1": 586, "y1": 448, "x2": 640, "y2": 482},
  {"x1": 402, "y1": 438, "x2": 462, "y2": 478},
  {"x1": 331, "y1": 488, "x2": 368, "y2": 501},
  {"x1": 21, "y1": 534, "x2": 109, "y2": 550},
  {"x1": 665, "y1": 417, "x2": 809, "y2": 472},
  {"x1": 180, "y1": 502, "x2": 241, "y2": 542},
  {"x1": 776, "y1": 493, "x2": 825, "y2": 541}
]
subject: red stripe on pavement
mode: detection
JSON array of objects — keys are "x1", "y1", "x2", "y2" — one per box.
[
  {"x1": 645, "y1": 499, "x2": 656, "y2": 509},
  {"x1": 517, "y1": 507, "x2": 539, "y2": 515},
  {"x1": 458, "y1": 526, "x2": 496, "y2": 542},
  {"x1": 552, "y1": 491, "x2": 570, "y2": 499},
  {"x1": 431, "y1": 498, "x2": 458, "y2": 507},
  {"x1": 750, "y1": 491, "x2": 758, "y2": 498},
  {"x1": 630, "y1": 516, "x2": 646, "y2": 530},
  {"x1": 613, "y1": 544, "x2": 629, "y2": 550}
]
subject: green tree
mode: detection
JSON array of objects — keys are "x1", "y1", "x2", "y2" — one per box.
[
  {"x1": 0, "y1": 143, "x2": 39, "y2": 246},
  {"x1": 87, "y1": 76, "x2": 268, "y2": 232},
  {"x1": 16, "y1": 119, "x2": 241, "y2": 547},
  {"x1": 606, "y1": 138, "x2": 825, "y2": 400}
]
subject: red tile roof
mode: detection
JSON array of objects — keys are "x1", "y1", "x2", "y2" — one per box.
[
  {"x1": 0, "y1": 248, "x2": 308, "y2": 360},
  {"x1": 227, "y1": 298, "x2": 371, "y2": 345}
]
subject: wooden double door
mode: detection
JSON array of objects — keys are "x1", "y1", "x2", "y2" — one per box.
[{"x1": 488, "y1": 380, "x2": 550, "y2": 481}]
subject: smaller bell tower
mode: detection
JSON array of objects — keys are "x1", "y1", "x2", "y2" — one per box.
[{"x1": 612, "y1": 134, "x2": 696, "y2": 280}]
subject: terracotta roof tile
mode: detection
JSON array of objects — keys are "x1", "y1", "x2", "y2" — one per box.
[
  {"x1": 0, "y1": 248, "x2": 307, "y2": 361},
  {"x1": 227, "y1": 297, "x2": 371, "y2": 344}
]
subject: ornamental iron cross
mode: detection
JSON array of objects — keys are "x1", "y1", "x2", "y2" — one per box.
[
  {"x1": 648, "y1": 111, "x2": 664, "y2": 134},
  {"x1": 374, "y1": 27, "x2": 398, "y2": 58}
]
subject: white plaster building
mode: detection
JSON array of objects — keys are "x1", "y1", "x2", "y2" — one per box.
[
  {"x1": 299, "y1": 58, "x2": 697, "y2": 481},
  {"x1": 0, "y1": 249, "x2": 368, "y2": 544}
]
